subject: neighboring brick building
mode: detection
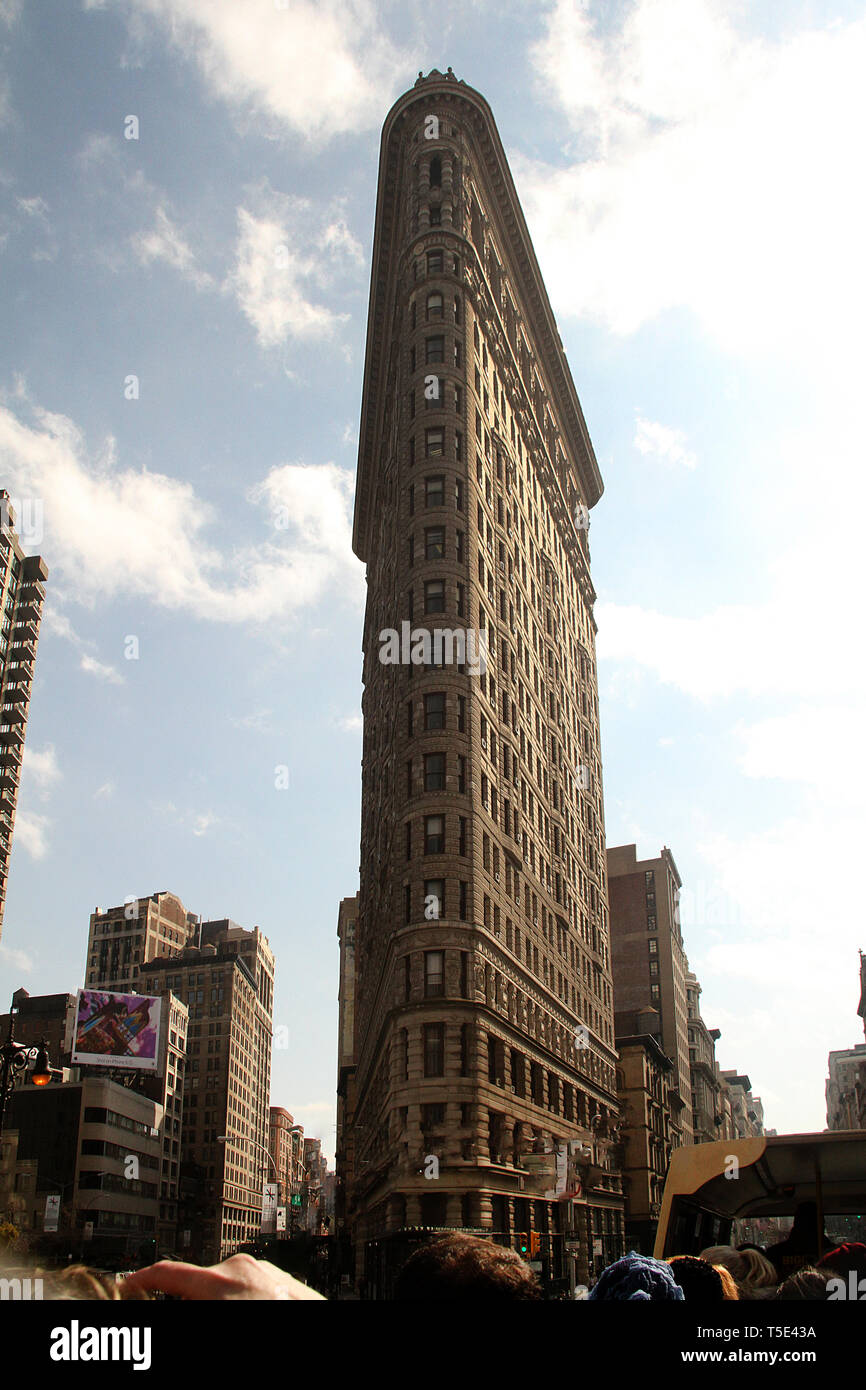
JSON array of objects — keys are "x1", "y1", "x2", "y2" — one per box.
[
  {"x1": 685, "y1": 970, "x2": 724, "y2": 1144},
  {"x1": 269, "y1": 1105, "x2": 294, "y2": 1208},
  {"x1": 614, "y1": 1007, "x2": 675, "y2": 1253},
  {"x1": 608, "y1": 844, "x2": 692, "y2": 1145},
  {"x1": 345, "y1": 69, "x2": 623, "y2": 1295},
  {"x1": 335, "y1": 894, "x2": 358, "y2": 1255},
  {"x1": 0, "y1": 491, "x2": 49, "y2": 940}
]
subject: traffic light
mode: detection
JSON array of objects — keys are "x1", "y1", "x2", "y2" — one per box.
[
  {"x1": 516, "y1": 1231, "x2": 529, "y2": 1258},
  {"x1": 530, "y1": 1233, "x2": 542, "y2": 1258}
]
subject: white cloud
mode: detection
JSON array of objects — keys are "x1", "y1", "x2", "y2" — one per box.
[
  {"x1": 0, "y1": 394, "x2": 364, "y2": 624},
  {"x1": 15, "y1": 195, "x2": 50, "y2": 226},
  {"x1": 335, "y1": 713, "x2": 362, "y2": 733},
  {"x1": 93, "y1": 781, "x2": 115, "y2": 799},
  {"x1": 14, "y1": 810, "x2": 51, "y2": 860},
  {"x1": 230, "y1": 709, "x2": 273, "y2": 733},
  {"x1": 633, "y1": 415, "x2": 696, "y2": 470},
  {"x1": 132, "y1": 204, "x2": 213, "y2": 290},
  {"x1": 227, "y1": 189, "x2": 361, "y2": 349},
  {"x1": 0, "y1": 943, "x2": 34, "y2": 973},
  {"x1": 21, "y1": 743, "x2": 61, "y2": 795},
  {"x1": 97, "y1": 0, "x2": 407, "y2": 142},
  {"x1": 192, "y1": 811, "x2": 218, "y2": 838},
  {"x1": 521, "y1": 0, "x2": 866, "y2": 391},
  {"x1": 80, "y1": 653, "x2": 124, "y2": 684}
]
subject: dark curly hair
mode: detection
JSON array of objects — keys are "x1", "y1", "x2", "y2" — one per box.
[{"x1": 393, "y1": 1233, "x2": 542, "y2": 1301}]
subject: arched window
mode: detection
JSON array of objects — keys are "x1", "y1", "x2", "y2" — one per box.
[{"x1": 426, "y1": 292, "x2": 443, "y2": 321}]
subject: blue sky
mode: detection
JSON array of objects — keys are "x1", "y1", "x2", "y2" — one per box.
[{"x1": 2, "y1": 0, "x2": 865, "y2": 1159}]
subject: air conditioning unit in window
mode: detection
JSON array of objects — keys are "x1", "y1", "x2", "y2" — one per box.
[
  {"x1": 494, "y1": 873, "x2": 500, "y2": 882},
  {"x1": 481, "y1": 738, "x2": 487, "y2": 750}
]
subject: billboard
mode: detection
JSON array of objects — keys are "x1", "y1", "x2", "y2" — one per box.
[{"x1": 72, "y1": 990, "x2": 162, "y2": 1071}]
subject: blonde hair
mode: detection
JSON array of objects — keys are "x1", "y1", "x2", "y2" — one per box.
[
  {"x1": 737, "y1": 1248, "x2": 777, "y2": 1290},
  {"x1": 713, "y1": 1264, "x2": 740, "y2": 1300}
]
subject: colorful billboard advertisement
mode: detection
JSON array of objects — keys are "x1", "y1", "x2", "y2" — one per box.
[{"x1": 71, "y1": 990, "x2": 162, "y2": 1071}]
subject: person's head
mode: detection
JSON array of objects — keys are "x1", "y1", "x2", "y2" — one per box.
[
  {"x1": 700, "y1": 1245, "x2": 748, "y2": 1284},
  {"x1": 393, "y1": 1234, "x2": 541, "y2": 1301},
  {"x1": 666, "y1": 1255, "x2": 725, "y2": 1302},
  {"x1": 737, "y1": 1247, "x2": 778, "y2": 1291},
  {"x1": 588, "y1": 1252, "x2": 684, "y2": 1302},
  {"x1": 774, "y1": 1267, "x2": 835, "y2": 1300},
  {"x1": 702, "y1": 1244, "x2": 776, "y2": 1294},
  {"x1": 788, "y1": 1201, "x2": 819, "y2": 1236},
  {"x1": 816, "y1": 1242, "x2": 866, "y2": 1282},
  {"x1": 713, "y1": 1265, "x2": 739, "y2": 1300}
]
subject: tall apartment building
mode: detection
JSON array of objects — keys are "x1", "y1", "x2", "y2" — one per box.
[
  {"x1": 346, "y1": 70, "x2": 622, "y2": 1293},
  {"x1": 608, "y1": 844, "x2": 692, "y2": 1145},
  {"x1": 142, "y1": 919, "x2": 274, "y2": 1262},
  {"x1": 86, "y1": 893, "x2": 274, "y2": 1260},
  {"x1": 0, "y1": 491, "x2": 49, "y2": 939},
  {"x1": 84, "y1": 890, "x2": 201, "y2": 992}
]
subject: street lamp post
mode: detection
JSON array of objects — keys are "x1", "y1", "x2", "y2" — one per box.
[{"x1": 217, "y1": 1134, "x2": 280, "y2": 1249}]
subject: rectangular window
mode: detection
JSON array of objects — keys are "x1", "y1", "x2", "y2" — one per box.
[
  {"x1": 424, "y1": 692, "x2": 446, "y2": 730},
  {"x1": 427, "y1": 250, "x2": 444, "y2": 274},
  {"x1": 425, "y1": 475, "x2": 445, "y2": 507},
  {"x1": 424, "y1": 1023, "x2": 445, "y2": 1076},
  {"x1": 425, "y1": 427, "x2": 444, "y2": 456},
  {"x1": 459, "y1": 816, "x2": 467, "y2": 855},
  {"x1": 424, "y1": 950, "x2": 445, "y2": 997},
  {"x1": 424, "y1": 753, "x2": 446, "y2": 790},
  {"x1": 424, "y1": 579, "x2": 446, "y2": 613},
  {"x1": 425, "y1": 335, "x2": 445, "y2": 364},
  {"x1": 459, "y1": 881, "x2": 468, "y2": 920},
  {"x1": 457, "y1": 695, "x2": 466, "y2": 732},
  {"x1": 424, "y1": 879, "x2": 444, "y2": 917},
  {"x1": 425, "y1": 527, "x2": 445, "y2": 560},
  {"x1": 425, "y1": 814, "x2": 445, "y2": 854}
]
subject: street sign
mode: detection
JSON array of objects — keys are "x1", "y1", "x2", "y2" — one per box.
[
  {"x1": 262, "y1": 1182, "x2": 278, "y2": 1233},
  {"x1": 291, "y1": 1193, "x2": 302, "y2": 1207},
  {"x1": 44, "y1": 1194, "x2": 61, "y2": 1232}
]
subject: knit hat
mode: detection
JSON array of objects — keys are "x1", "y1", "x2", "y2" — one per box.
[
  {"x1": 588, "y1": 1252, "x2": 685, "y2": 1301},
  {"x1": 816, "y1": 1243, "x2": 866, "y2": 1279},
  {"x1": 667, "y1": 1255, "x2": 725, "y2": 1302}
]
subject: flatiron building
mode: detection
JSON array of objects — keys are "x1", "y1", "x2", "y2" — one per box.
[{"x1": 344, "y1": 70, "x2": 624, "y2": 1293}]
